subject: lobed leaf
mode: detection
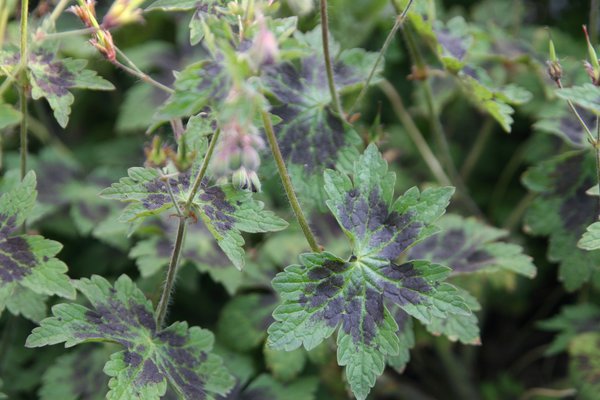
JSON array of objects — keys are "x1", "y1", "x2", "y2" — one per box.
[
  {"x1": 0, "y1": 172, "x2": 75, "y2": 321},
  {"x1": 39, "y1": 346, "x2": 110, "y2": 400},
  {"x1": 101, "y1": 167, "x2": 287, "y2": 269},
  {"x1": 523, "y1": 151, "x2": 600, "y2": 290},
  {"x1": 268, "y1": 145, "x2": 471, "y2": 399},
  {"x1": 26, "y1": 275, "x2": 234, "y2": 400},
  {"x1": 409, "y1": 214, "x2": 536, "y2": 278}
]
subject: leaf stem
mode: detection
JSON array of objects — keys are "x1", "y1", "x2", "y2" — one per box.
[
  {"x1": 155, "y1": 216, "x2": 187, "y2": 327},
  {"x1": 261, "y1": 110, "x2": 320, "y2": 252},
  {"x1": 460, "y1": 118, "x2": 495, "y2": 182},
  {"x1": 0, "y1": 0, "x2": 9, "y2": 48},
  {"x1": 40, "y1": 27, "x2": 97, "y2": 41},
  {"x1": 319, "y1": 0, "x2": 344, "y2": 118},
  {"x1": 379, "y1": 79, "x2": 451, "y2": 186},
  {"x1": 348, "y1": 0, "x2": 414, "y2": 115},
  {"x1": 19, "y1": 0, "x2": 29, "y2": 181},
  {"x1": 184, "y1": 128, "x2": 221, "y2": 211},
  {"x1": 503, "y1": 192, "x2": 536, "y2": 231},
  {"x1": 111, "y1": 59, "x2": 174, "y2": 94}
]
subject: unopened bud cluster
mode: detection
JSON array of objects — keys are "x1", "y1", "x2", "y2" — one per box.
[
  {"x1": 211, "y1": 120, "x2": 264, "y2": 192},
  {"x1": 248, "y1": 19, "x2": 279, "y2": 71}
]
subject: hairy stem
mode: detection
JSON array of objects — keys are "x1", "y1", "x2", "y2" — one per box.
[
  {"x1": 184, "y1": 128, "x2": 221, "y2": 211},
  {"x1": 19, "y1": 0, "x2": 29, "y2": 180},
  {"x1": 379, "y1": 80, "x2": 451, "y2": 186},
  {"x1": 40, "y1": 27, "x2": 97, "y2": 41},
  {"x1": 157, "y1": 128, "x2": 221, "y2": 326},
  {"x1": 0, "y1": 0, "x2": 8, "y2": 47},
  {"x1": 348, "y1": 0, "x2": 414, "y2": 114},
  {"x1": 460, "y1": 118, "x2": 495, "y2": 182},
  {"x1": 111, "y1": 59, "x2": 174, "y2": 94},
  {"x1": 261, "y1": 110, "x2": 320, "y2": 252},
  {"x1": 155, "y1": 216, "x2": 187, "y2": 327},
  {"x1": 319, "y1": 0, "x2": 344, "y2": 118}
]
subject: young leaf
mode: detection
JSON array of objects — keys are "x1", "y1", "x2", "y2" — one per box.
[
  {"x1": 385, "y1": 306, "x2": 415, "y2": 373},
  {"x1": 39, "y1": 346, "x2": 110, "y2": 400},
  {"x1": 2, "y1": 49, "x2": 114, "y2": 127},
  {"x1": 539, "y1": 304, "x2": 600, "y2": 355},
  {"x1": 409, "y1": 214, "x2": 536, "y2": 278},
  {"x1": 523, "y1": 151, "x2": 600, "y2": 290},
  {"x1": 568, "y1": 332, "x2": 600, "y2": 400},
  {"x1": 268, "y1": 145, "x2": 469, "y2": 400},
  {"x1": 26, "y1": 275, "x2": 234, "y2": 400},
  {"x1": 101, "y1": 168, "x2": 287, "y2": 269},
  {"x1": 579, "y1": 221, "x2": 600, "y2": 251},
  {"x1": 0, "y1": 172, "x2": 75, "y2": 321},
  {"x1": 131, "y1": 216, "x2": 242, "y2": 294},
  {"x1": 556, "y1": 84, "x2": 600, "y2": 115}
]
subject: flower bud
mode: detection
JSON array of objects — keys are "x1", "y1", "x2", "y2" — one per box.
[
  {"x1": 247, "y1": 170, "x2": 262, "y2": 193},
  {"x1": 68, "y1": 0, "x2": 97, "y2": 28},
  {"x1": 232, "y1": 168, "x2": 250, "y2": 190},
  {"x1": 249, "y1": 25, "x2": 279, "y2": 69},
  {"x1": 91, "y1": 30, "x2": 116, "y2": 62},
  {"x1": 583, "y1": 25, "x2": 600, "y2": 85},
  {"x1": 102, "y1": 0, "x2": 145, "y2": 29},
  {"x1": 241, "y1": 147, "x2": 260, "y2": 171}
]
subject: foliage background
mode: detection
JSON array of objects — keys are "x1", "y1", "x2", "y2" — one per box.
[{"x1": 1, "y1": 0, "x2": 599, "y2": 399}]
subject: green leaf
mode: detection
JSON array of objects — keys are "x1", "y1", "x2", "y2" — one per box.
[
  {"x1": 101, "y1": 164, "x2": 287, "y2": 269},
  {"x1": 268, "y1": 145, "x2": 470, "y2": 400},
  {"x1": 26, "y1": 275, "x2": 234, "y2": 400},
  {"x1": 0, "y1": 172, "x2": 75, "y2": 321},
  {"x1": 539, "y1": 304, "x2": 600, "y2": 355},
  {"x1": 568, "y1": 332, "x2": 600, "y2": 400},
  {"x1": 217, "y1": 293, "x2": 277, "y2": 351},
  {"x1": 262, "y1": 28, "x2": 384, "y2": 207},
  {"x1": 0, "y1": 103, "x2": 22, "y2": 129},
  {"x1": 386, "y1": 306, "x2": 414, "y2": 373},
  {"x1": 2, "y1": 49, "x2": 114, "y2": 128},
  {"x1": 409, "y1": 214, "x2": 536, "y2": 278},
  {"x1": 523, "y1": 151, "x2": 600, "y2": 290},
  {"x1": 579, "y1": 222, "x2": 600, "y2": 251},
  {"x1": 556, "y1": 84, "x2": 600, "y2": 115},
  {"x1": 39, "y1": 346, "x2": 110, "y2": 400}
]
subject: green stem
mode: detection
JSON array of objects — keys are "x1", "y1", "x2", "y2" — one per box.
[
  {"x1": 19, "y1": 0, "x2": 29, "y2": 181},
  {"x1": 319, "y1": 0, "x2": 344, "y2": 118},
  {"x1": 348, "y1": 0, "x2": 414, "y2": 115},
  {"x1": 156, "y1": 128, "x2": 221, "y2": 326},
  {"x1": 184, "y1": 128, "x2": 221, "y2": 211},
  {"x1": 489, "y1": 142, "x2": 526, "y2": 214},
  {"x1": 460, "y1": 118, "x2": 495, "y2": 182},
  {"x1": 155, "y1": 216, "x2": 187, "y2": 327},
  {"x1": 40, "y1": 27, "x2": 97, "y2": 41},
  {"x1": 379, "y1": 80, "x2": 451, "y2": 186},
  {"x1": 0, "y1": 0, "x2": 8, "y2": 47},
  {"x1": 261, "y1": 110, "x2": 320, "y2": 252},
  {"x1": 112, "y1": 60, "x2": 174, "y2": 94}
]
